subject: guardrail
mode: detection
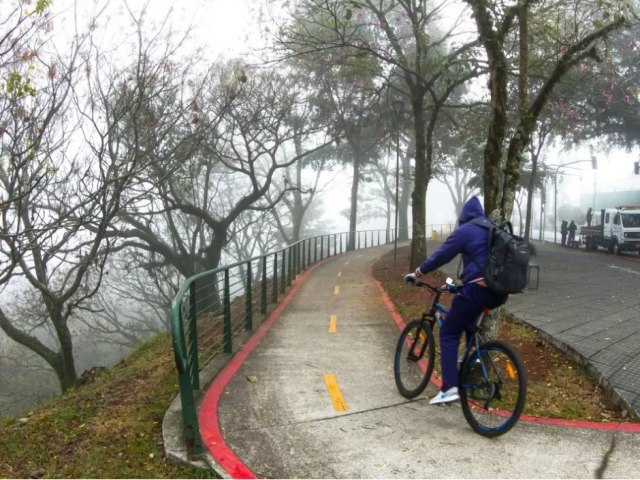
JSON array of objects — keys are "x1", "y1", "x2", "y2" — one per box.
[{"x1": 170, "y1": 225, "x2": 454, "y2": 457}]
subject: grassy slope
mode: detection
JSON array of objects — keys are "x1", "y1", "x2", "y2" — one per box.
[{"x1": 0, "y1": 335, "x2": 208, "y2": 479}]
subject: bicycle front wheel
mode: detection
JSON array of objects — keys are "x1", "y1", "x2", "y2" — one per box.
[
  {"x1": 459, "y1": 340, "x2": 527, "y2": 437},
  {"x1": 394, "y1": 319, "x2": 435, "y2": 398}
]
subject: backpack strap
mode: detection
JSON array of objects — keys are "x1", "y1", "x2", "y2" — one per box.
[
  {"x1": 470, "y1": 218, "x2": 493, "y2": 230},
  {"x1": 466, "y1": 218, "x2": 493, "y2": 271}
]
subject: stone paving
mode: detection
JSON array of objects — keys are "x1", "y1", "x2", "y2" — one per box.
[{"x1": 500, "y1": 241, "x2": 640, "y2": 416}]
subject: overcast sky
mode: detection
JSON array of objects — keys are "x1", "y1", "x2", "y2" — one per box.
[
  {"x1": 51, "y1": 0, "x2": 265, "y2": 60},
  {"x1": 47, "y1": 0, "x2": 640, "y2": 226}
]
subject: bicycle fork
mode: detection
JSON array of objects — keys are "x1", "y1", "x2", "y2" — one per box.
[{"x1": 406, "y1": 312, "x2": 439, "y2": 363}]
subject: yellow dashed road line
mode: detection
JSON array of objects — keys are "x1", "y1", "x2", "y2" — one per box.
[
  {"x1": 323, "y1": 373, "x2": 348, "y2": 412},
  {"x1": 329, "y1": 314, "x2": 337, "y2": 333},
  {"x1": 334, "y1": 286, "x2": 340, "y2": 295}
]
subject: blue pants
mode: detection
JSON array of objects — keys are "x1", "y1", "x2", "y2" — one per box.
[{"x1": 439, "y1": 284, "x2": 507, "y2": 391}]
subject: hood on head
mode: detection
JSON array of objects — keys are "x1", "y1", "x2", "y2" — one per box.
[{"x1": 458, "y1": 196, "x2": 484, "y2": 225}]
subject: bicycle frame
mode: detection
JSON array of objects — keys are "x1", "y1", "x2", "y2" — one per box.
[
  {"x1": 421, "y1": 283, "x2": 491, "y2": 364},
  {"x1": 396, "y1": 277, "x2": 527, "y2": 436},
  {"x1": 422, "y1": 285, "x2": 494, "y2": 382}
]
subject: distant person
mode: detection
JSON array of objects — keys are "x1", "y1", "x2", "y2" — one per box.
[
  {"x1": 560, "y1": 220, "x2": 568, "y2": 246},
  {"x1": 586, "y1": 207, "x2": 593, "y2": 227},
  {"x1": 408, "y1": 196, "x2": 508, "y2": 404},
  {"x1": 568, "y1": 220, "x2": 577, "y2": 247}
]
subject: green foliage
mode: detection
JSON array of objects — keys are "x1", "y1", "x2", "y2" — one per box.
[
  {"x1": 6, "y1": 70, "x2": 36, "y2": 98},
  {"x1": 33, "y1": 0, "x2": 53, "y2": 14}
]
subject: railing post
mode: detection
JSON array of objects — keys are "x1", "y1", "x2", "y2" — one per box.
[
  {"x1": 261, "y1": 256, "x2": 267, "y2": 314},
  {"x1": 223, "y1": 269, "x2": 232, "y2": 354},
  {"x1": 302, "y1": 241, "x2": 307, "y2": 270},
  {"x1": 273, "y1": 252, "x2": 278, "y2": 303},
  {"x1": 281, "y1": 249, "x2": 287, "y2": 291},
  {"x1": 188, "y1": 282, "x2": 200, "y2": 390},
  {"x1": 177, "y1": 369, "x2": 204, "y2": 457},
  {"x1": 245, "y1": 261, "x2": 253, "y2": 331}
]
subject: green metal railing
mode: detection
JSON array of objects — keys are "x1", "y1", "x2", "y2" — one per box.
[
  {"x1": 170, "y1": 229, "x2": 390, "y2": 456},
  {"x1": 170, "y1": 225, "x2": 454, "y2": 457}
]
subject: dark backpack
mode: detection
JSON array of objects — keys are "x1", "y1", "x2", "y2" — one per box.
[{"x1": 470, "y1": 219, "x2": 530, "y2": 295}]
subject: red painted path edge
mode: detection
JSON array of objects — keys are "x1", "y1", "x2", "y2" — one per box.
[
  {"x1": 198, "y1": 260, "x2": 325, "y2": 479},
  {"x1": 370, "y1": 263, "x2": 640, "y2": 433},
  {"x1": 198, "y1": 255, "x2": 640, "y2": 478}
]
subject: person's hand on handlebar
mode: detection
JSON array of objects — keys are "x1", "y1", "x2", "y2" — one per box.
[
  {"x1": 403, "y1": 273, "x2": 416, "y2": 284},
  {"x1": 404, "y1": 271, "x2": 426, "y2": 285}
]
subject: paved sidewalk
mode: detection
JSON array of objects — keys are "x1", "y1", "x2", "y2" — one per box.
[
  {"x1": 507, "y1": 241, "x2": 640, "y2": 416},
  {"x1": 195, "y1": 243, "x2": 640, "y2": 478}
]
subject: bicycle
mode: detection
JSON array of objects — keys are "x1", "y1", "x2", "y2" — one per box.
[{"x1": 393, "y1": 275, "x2": 527, "y2": 437}]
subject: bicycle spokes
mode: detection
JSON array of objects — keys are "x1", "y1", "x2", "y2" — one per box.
[
  {"x1": 394, "y1": 320, "x2": 435, "y2": 399},
  {"x1": 459, "y1": 341, "x2": 527, "y2": 437}
]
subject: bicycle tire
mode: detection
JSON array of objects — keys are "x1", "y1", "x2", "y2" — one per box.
[
  {"x1": 394, "y1": 319, "x2": 435, "y2": 398},
  {"x1": 459, "y1": 340, "x2": 527, "y2": 437}
]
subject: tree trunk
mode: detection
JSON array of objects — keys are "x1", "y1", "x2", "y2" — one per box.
[
  {"x1": 56, "y1": 350, "x2": 79, "y2": 392},
  {"x1": 398, "y1": 152, "x2": 411, "y2": 241},
  {"x1": 410, "y1": 93, "x2": 427, "y2": 268},
  {"x1": 347, "y1": 152, "x2": 361, "y2": 251},
  {"x1": 524, "y1": 150, "x2": 538, "y2": 241}
]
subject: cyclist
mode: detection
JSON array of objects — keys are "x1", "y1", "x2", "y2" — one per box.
[{"x1": 412, "y1": 196, "x2": 508, "y2": 404}]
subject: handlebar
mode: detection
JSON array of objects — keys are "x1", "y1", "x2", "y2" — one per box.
[{"x1": 403, "y1": 273, "x2": 460, "y2": 294}]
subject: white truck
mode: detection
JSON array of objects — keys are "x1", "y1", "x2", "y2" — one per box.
[{"x1": 580, "y1": 206, "x2": 640, "y2": 255}]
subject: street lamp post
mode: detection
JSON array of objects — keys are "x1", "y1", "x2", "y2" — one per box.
[
  {"x1": 392, "y1": 98, "x2": 404, "y2": 268},
  {"x1": 546, "y1": 157, "x2": 597, "y2": 243}
]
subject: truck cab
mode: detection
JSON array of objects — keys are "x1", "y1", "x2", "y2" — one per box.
[{"x1": 602, "y1": 206, "x2": 640, "y2": 254}]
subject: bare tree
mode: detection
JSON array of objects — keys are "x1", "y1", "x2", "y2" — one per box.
[
  {"x1": 264, "y1": 65, "x2": 336, "y2": 246},
  {"x1": 0, "y1": 30, "x2": 140, "y2": 390},
  {"x1": 96, "y1": 58, "x2": 332, "y2": 283},
  {"x1": 277, "y1": 0, "x2": 481, "y2": 266}
]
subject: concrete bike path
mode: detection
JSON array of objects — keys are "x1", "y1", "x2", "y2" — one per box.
[{"x1": 200, "y1": 245, "x2": 640, "y2": 479}]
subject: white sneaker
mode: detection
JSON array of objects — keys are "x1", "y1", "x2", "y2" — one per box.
[{"x1": 429, "y1": 387, "x2": 459, "y2": 405}]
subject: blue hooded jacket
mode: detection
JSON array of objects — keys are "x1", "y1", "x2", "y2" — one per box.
[{"x1": 418, "y1": 196, "x2": 491, "y2": 284}]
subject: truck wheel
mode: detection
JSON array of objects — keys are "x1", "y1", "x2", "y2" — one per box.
[
  {"x1": 608, "y1": 241, "x2": 615, "y2": 253},
  {"x1": 613, "y1": 240, "x2": 623, "y2": 255},
  {"x1": 585, "y1": 238, "x2": 592, "y2": 250}
]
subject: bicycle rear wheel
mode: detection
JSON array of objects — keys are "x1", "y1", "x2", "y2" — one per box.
[
  {"x1": 459, "y1": 340, "x2": 527, "y2": 437},
  {"x1": 394, "y1": 319, "x2": 435, "y2": 398}
]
